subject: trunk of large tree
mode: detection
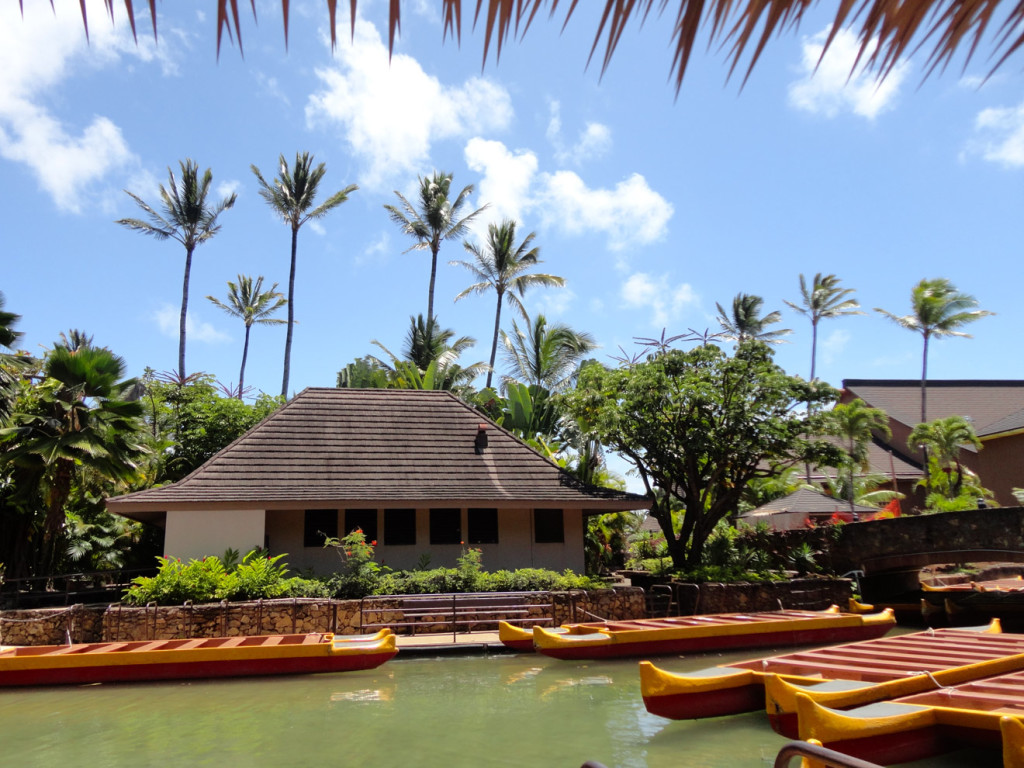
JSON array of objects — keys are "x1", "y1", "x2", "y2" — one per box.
[
  {"x1": 426, "y1": 238, "x2": 439, "y2": 325},
  {"x1": 281, "y1": 226, "x2": 299, "y2": 398},
  {"x1": 179, "y1": 246, "x2": 194, "y2": 378},
  {"x1": 239, "y1": 323, "x2": 251, "y2": 399},
  {"x1": 486, "y1": 293, "x2": 503, "y2": 390}
]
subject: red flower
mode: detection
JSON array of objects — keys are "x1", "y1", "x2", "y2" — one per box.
[{"x1": 371, "y1": 540, "x2": 377, "y2": 546}]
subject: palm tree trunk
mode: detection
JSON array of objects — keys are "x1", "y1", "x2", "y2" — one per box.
[
  {"x1": 921, "y1": 331, "x2": 930, "y2": 424},
  {"x1": 810, "y1": 319, "x2": 818, "y2": 383},
  {"x1": 239, "y1": 323, "x2": 251, "y2": 399},
  {"x1": 427, "y1": 239, "x2": 440, "y2": 325},
  {"x1": 281, "y1": 225, "x2": 299, "y2": 398},
  {"x1": 486, "y1": 293, "x2": 503, "y2": 390},
  {"x1": 179, "y1": 245, "x2": 194, "y2": 378}
]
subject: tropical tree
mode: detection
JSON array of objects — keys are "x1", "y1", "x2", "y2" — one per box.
[
  {"x1": 117, "y1": 159, "x2": 236, "y2": 379},
  {"x1": 875, "y1": 279, "x2": 992, "y2": 424},
  {"x1": 252, "y1": 152, "x2": 357, "y2": 398},
  {"x1": 715, "y1": 293, "x2": 792, "y2": 344},
  {"x1": 0, "y1": 342, "x2": 148, "y2": 573},
  {"x1": 501, "y1": 313, "x2": 596, "y2": 392},
  {"x1": 370, "y1": 315, "x2": 488, "y2": 393},
  {"x1": 206, "y1": 275, "x2": 287, "y2": 398},
  {"x1": 451, "y1": 219, "x2": 565, "y2": 389},
  {"x1": 908, "y1": 415, "x2": 984, "y2": 500},
  {"x1": 385, "y1": 171, "x2": 486, "y2": 324},
  {"x1": 563, "y1": 341, "x2": 842, "y2": 569},
  {"x1": 784, "y1": 273, "x2": 863, "y2": 383},
  {"x1": 0, "y1": 292, "x2": 32, "y2": 423},
  {"x1": 825, "y1": 399, "x2": 892, "y2": 514}
]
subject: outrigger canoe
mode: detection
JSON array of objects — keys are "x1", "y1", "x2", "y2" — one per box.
[
  {"x1": 0, "y1": 630, "x2": 397, "y2": 687},
  {"x1": 502, "y1": 605, "x2": 895, "y2": 661},
  {"x1": 640, "y1": 621, "x2": 1024, "y2": 726},
  {"x1": 795, "y1": 666, "x2": 1024, "y2": 766}
]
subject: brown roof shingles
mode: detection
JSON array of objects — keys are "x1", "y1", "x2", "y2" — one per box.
[{"x1": 107, "y1": 388, "x2": 647, "y2": 513}]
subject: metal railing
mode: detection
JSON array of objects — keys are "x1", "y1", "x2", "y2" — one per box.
[{"x1": 0, "y1": 567, "x2": 155, "y2": 609}]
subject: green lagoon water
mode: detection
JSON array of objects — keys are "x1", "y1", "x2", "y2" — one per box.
[{"x1": 0, "y1": 647, "x2": 998, "y2": 767}]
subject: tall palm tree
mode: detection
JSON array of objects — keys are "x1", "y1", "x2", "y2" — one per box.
[
  {"x1": 371, "y1": 315, "x2": 488, "y2": 392},
  {"x1": 252, "y1": 152, "x2": 357, "y2": 398},
  {"x1": 784, "y1": 273, "x2": 863, "y2": 383},
  {"x1": 206, "y1": 275, "x2": 287, "y2": 398},
  {"x1": 716, "y1": 293, "x2": 792, "y2": 344},
  {"x1": 500, "y1": 313, "x2": 596, "y2": 392},
  {"x1": 875, "y1": 279, "x2": 992, "y2": 424},
  {"x1": 385, "y1": 171, "x2": 486, "y2": 324},
  {"x1": 451, "y1": 219, "x2": 565, "y2": 389},
  {"x1": 826, "y1": 399, "x2": 891, "y2": 514},
  {"x1": 117, "y1": 159, "x2": 236, "y2": 379},
  {"x1": 0, "y1": 292, "x2": 30, "y2": 423}
]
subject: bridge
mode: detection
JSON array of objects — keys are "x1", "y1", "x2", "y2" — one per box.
[{"x1": 824, "y1": 506, "x2": 1024, "y2": 600}]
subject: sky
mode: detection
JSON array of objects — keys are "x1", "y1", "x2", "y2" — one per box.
[{"x1": 2, "y1": 1, "x2": 1022, "y2": 416}]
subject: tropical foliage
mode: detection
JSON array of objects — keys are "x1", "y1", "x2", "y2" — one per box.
[
  {"x1": 785, "y1": 273, "x2": 863, "y2": 383},
  {"x1": 909, "y1": 415, "x2": 991, "y2": 509},
  {"x1": 500, "y1": 314, "x2": 596, "y2": 392},
  {"x1": 716, "y1": 293, "x2": 791, "y2": 344},
  {"x1": 825, "y1": 399, "x2": 892, "y2": 513}
]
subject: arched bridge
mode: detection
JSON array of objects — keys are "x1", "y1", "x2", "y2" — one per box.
[{"x1": 826, "y1": 507, "x2": 1024, "y2": 598}]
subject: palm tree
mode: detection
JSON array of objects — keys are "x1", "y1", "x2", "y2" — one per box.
[
  {"x1": 252, "y1": 152, "x2": 357, "y2": 398},
  {"x1": 716, "y1": 293, "x2": 792, "y2": 344},
  {"x1": 0, "y1": 343, "x2": 147, "y2": 569},
  {"x1": 784, "y1": 273, "x2": 863, "y2": 383},
  {"x1": 385, "y1": 171, "x2": 486, "y2": 324},
  {"x1": 501, "y1": 313, "x2": 597, "y2": 392},
  {"x1": 826, "y1": 399, "x2": 891, "y2": 514},
  {"x1": 117, "y1": 159, "x2": 236, "y2": 379},
  {"x1": 0, "y1": 292, "x2": 31, "y2": 423},
  {"x1": 875, "y1": 279, "x2": 993, "y2": 424},
  {"x1": 206, "y1": 275, "x2": 287, "y2": 398},
  {"x1": 909, "y1": 415, "x2": 983, "y2": 499},
  {"x1": 371, "y1": 315, "x2": 488, "y2": 392},
  {"x1": 451, "y1": 220, "x2": 565, "y2": 389},
  {"x1": 71, "y1": 4, "x2": 1023, "y2": 95}
]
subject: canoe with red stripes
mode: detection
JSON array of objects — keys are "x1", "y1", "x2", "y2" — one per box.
[
  {"x1": 524, "y1": 605, "x2": 895, "y2": 660},
  {"x1": 641, "y1": 620, "x2": 1024, "y2": 725},
  {"x1": 0, "y1": 630, "x2": 397, "y2": 687}
]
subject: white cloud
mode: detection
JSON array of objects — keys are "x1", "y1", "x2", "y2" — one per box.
[
  {"x1": 217, "y1": 180, "x2": 241, "y2": 200},
  {"x1": 306, "y1": 16, "x2": 513, "y2": 190},
  {"x1": 821, "y1": 328, "x2": 851, "y2": 365},
  {"x1": 969, "y1": 100, "x2": 1024, "y2": 168},
  {"x1": 532, "y1": 288, "x2": 576, "y2": 317},
  {"x1": 621, "y1": 273, "x2": 698, "y2": 327},
  {"x1": 360, "y1": 231, "x2": 391, "y2": 265},
  {"x1": 547, "y1": 100, "x2": 612, "y2": 166},
  {"x1": 154, "y1": 305, "x2": 232, "y2": 344},
  {"x1": 0, "y1": 2, "x2": 176, "y2": 213},
  {"x1": 465, "y1": 138, "x2": 673, "y2": 253},
  {"x1": 788, "y1": 26, "x2": 909, "y2": 120}
]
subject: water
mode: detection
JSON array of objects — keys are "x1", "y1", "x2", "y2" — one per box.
[{"x1": 0, "y1": 648, "x2": 999, "y2": 767}]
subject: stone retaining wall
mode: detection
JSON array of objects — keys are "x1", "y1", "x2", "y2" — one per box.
[
  {"x1": 0, "y1": 588, "x2": 646, "y2": 646},
  {"x1": 673, "y1": 578, "x2": 853, "y2": 615}
]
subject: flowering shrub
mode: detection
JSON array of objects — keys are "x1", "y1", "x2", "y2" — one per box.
[{"x1": 323, "y1": 529, "x2": 388, "y2": 599}]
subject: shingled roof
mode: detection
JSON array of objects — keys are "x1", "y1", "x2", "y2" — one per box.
[
  {"x1": 107, "y1": 388, "x2": 648, "y2": 518},
  {"x1": 740, "y1": 488, "x2": 876, "y2": 519},
  {"x1": 844, "y1": 380, "x2": 1024, "y2": 436}
]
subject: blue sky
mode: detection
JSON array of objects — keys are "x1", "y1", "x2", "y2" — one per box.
[{"x1": 3, "y1": 1, "x2": 1022, "y2": 410}]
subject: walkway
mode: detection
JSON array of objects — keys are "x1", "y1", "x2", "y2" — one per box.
[{"x1": 393, "y1": 630, "x2": 512, "y2": 656}]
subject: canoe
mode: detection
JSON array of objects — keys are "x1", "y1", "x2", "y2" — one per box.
[
  {"x1": 0, "y1": 630, "x2": 398, "y2": 687},
  {"x1": 497, "y1": 621, "x2": 536, "y2": 652},
  {"x1": 525, "y1": 606, "x2": 895, "y2": 661},
  {"x1": 795, "y1": 666, "x2": 1024, "y2": 766},
  {"x1": 640, "y1": 620, "x2": 1021, "y2": 724}
]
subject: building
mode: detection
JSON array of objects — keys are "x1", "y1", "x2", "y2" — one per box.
[
  {"x1": 738, "y1": 487, "x2": 877, "y2": 531},
  {"x1": 840, "y1": 380, "x2": 1024, "y2": 507},
  {"x1": 106, "y1": 388, "x2": 648, "y2": 574}
]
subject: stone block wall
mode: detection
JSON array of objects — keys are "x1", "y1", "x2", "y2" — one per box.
[
  {"x1": 0, "y1": 588, "x2": 647, "y2": 646},
  {"x1": 673, "y1": 578, "x2": 853, "y2": 615}
]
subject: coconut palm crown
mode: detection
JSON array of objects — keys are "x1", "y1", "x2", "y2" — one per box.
[
  {"x1": 875, "y1": 278, "x2": 992, "y2": 423},
  {"x1": 252, "y1": 152, "x2": 357, "y2": 399},
  {"x1": 117, "y1": 159, "x2": 236, "y2": 380},
  {"x1": 452, "y1": 219, "x2": 565, "y2": 389},
  {"x1": 716, "y1": 293, "x2": 792, "y2": 345},
  {"x1": 501, "y1": 313, "x2": 596, "y2": 393},
  {"x1": 785, "y1": 273, "x2": 863, "y2": 383}
]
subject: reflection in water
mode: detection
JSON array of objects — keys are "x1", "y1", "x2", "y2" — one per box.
[{"x1": 0, "y1": 648, "x2": 1000, "y2": 768}]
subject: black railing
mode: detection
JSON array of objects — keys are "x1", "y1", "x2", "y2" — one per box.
[{"x1": 0, "y1": 568, "x2": 156, "y2": 609}]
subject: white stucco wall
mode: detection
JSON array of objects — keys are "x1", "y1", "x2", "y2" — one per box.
[
  {"x1": 267, "y1": 507, "x2": 586, "y2": 576},
  {"x1": 163, "y1": 509, "x2": 266, "y2": 561}
]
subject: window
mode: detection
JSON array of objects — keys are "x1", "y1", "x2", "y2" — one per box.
[
  {"x1": 467, "y1": 508, "x2": 499, "y2": 544},
  {"x1": 384, "y1": 508, "x2": 417, "y2": 546},
  {"x1": 429, "y1": 508, "x2": 462, "y2": 545},
  {"x1": 344, "y1": 509, "x2": 378, "y2": 544},
  {"x1": 303, "y1": 509, "x2": 337, "y2": 547},
  {"x1": 534, "y1": 508, "x2": 564, "y2": 543}
]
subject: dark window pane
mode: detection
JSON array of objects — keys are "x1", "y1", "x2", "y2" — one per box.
[
  {"x1": 534, "y1": 508, "x2": 564, "y2": 543},
  {"x1": 384, "y1": 508, "x2": 416, "y2": 546},
  {"x1": 467, "y1": 508, "x2": 499, "y2": 544},
  {"x1": 429, "y1": 508, "x2": 462, "y2": 545},
  {"x1": 344, "y1": 509, "x2": 378, "y2": 544},
  {"x1": 304, "y1": 509, "x2": 338, "y2": 548}
]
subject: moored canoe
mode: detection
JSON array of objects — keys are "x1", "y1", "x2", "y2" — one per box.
[{"x1": 0, "y1": 630, "x2": 398, "y2": 687}]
